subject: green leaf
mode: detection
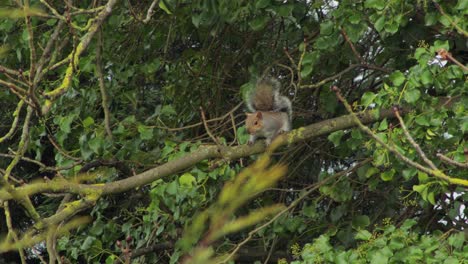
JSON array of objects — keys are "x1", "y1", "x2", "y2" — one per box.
[
  {"x1": 88, "y1": 136, "x2": 104, "y2": 154},
  {"x1": 381, "y1": 169, "x2": 395, "y2": 181},
  {"x1": 328, "y1": 131, "x2": 344, "y2": 147},
  {"x1": 448, "y1": 232, "x2": 465, "y2": 249},
  {"x1": 389, "y1": 71, "x2": 405, "y2": 86},
  {"x1": 320, "y1": 21, "x2": 334, "y2": 35},
  {"x1": 179, "y1": 173, "x2": 196, "y2": 187},
  {"x1": 414, "y1": 48, "x2": 427, "y2": 60},
  {"x1": 80, "y1": 236, "x2": 96, "y2": 250},
  {"x1": 402, "y1": 168, "x2": 417, "y2": 180},
  {"x1": 424, "y1": 12, "x2": 438, "y2": 26},
  {"x1": 352, "y1": 215, "x2": 370, "y2": 229},
  {"x1": 276, "y1": 4, "x2": 293, "y2": 17},
  {"x1": 378, "y1": 119, "x2": 388, "y2": 131},
  {"x1": 461, "y1": 119, "x2": 468, "y2": 133},
  {"x1": 249, "y1": 15, "x2": 269, "y2": 31},
  {"x1": 365, "y1": 166, "x2": 379, "y2": 178},
  {"x1": 400, "y1": 219, "x2": 417, "y2": 230},
  {"x1": 361, "y1": 91, "x2": 377, "y2": 107},
  {"x1": 420, "y1": 69, "x2": 433, "y2": 86},
  {"x1": 166, "y1": 181, "x2": 178, "y2": 195},
  {"x1": 82, "y1": 116, "x2": 95, "y2": 128},
  {"x1": 302, "y1": 52, "x2": 320, "y2": 66},
  {"x1": 355, "y1": 230, "x2": 372, "y2": 240},
  {"x1": 370, "y1": 247, "x2": 392, "y2": 264},
  {"x1": 388, "y1": 236, "x2": 405, "y2": 250},
  {"x1": 433, "y1": 40, "x2": 449, "y2": 52},
  {"x1": 404, "y1": 88, "x2": 421, "y2": 103},
  {"x1": 385, "y1": 20, "x2": 399, "y2": 34},
  {"x1": 255, "y1": 0, "x2": 270, "y2": 9},
  {"x1": 159, "y1": 0, "x2": 173, "y2": 14},
  {"x1": 365, "y1": 0, "x2": 386, "y2": 9},
  {"x1": 413, "y1": 184, "x2": 427, "y2": 195},
  {"x1": 427, "y1": 191, "x2": 435, "y2": 205},
  {"x1": 374, "y1": 16, "x2": 385, "y2": 31},
  {"x1": 138, "y1": 124, "x2": 154, "y2": 140},
  {"x1": 58, "y1": 115, "x2": 75, "y2": 134},
  {"x1": 161, "y1": 105, "x2": 177, "y2": 116},
  {"x1": 314, "y1": 37, "x2": 330, "y2": 50},
  {"x1": 417, "y1": 171, "x2": 429, "y2": 183},
  {"x1": 455, "y1": 0, "x2": 468, "y2": 9},
  {"x1": 300, "y1": 64, "x2": 313, "y2": 78},
  {"x1": 415, "y1": 116, "x2": 430, "y2": 126}
]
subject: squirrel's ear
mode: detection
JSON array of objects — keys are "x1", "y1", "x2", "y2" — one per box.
[{"x1": 256, "y1": 112, "x2": 263, "y2": 118}]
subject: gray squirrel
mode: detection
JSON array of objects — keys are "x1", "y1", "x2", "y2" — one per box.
[{"x1": 245, "y1": 77, "x2": 292, "y2": 146}]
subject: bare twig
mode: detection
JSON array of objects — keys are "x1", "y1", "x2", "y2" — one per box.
[
  {"x1": 218, "y1": 159, "x2": 370, "y2": 263},
  {"x1": 200, "y1": 107, "x2": 221, "y2": 146},
  {"x1": 437, "y1": 153, "x2": 468, "y2": 168},
  {"x1": 394, "y1": 109, "x2": 438, "y2": 170},
  {"x1": 437, "y1": 49, "x2": 468, "y2": 71},
  {"x1": 143, "y1": 0, "x2": 160, "y2": 23},
  {"x1": 341, "y1": 28, "x2": 365, "y2": 64},
  {"x1": 433, "y1": 2, "x2": 468, "y2": 37},
  {"x1": 24, "y1": 0, "x2": 37, "y2": 84},
  {"x1": 332, "y1": 86, "x2": 467, "y2": 187},
  {"x1": 4, "y1": 201, "x2": 27, "y2": 264},
  {"x1": 96, "y1": 28, "x2": 113, "y2": 138},
  {"x1": 0, "y1": 100, "x2": 24, "y2": 143}
]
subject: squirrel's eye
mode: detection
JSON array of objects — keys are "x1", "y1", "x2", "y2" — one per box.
[{"x1": 254, "y1": 121, "x2": 258, "y2": 125}]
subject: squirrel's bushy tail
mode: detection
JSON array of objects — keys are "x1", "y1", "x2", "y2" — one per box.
[
  {"x1": 246, "y1": 77, "x2": 292, "y2": 120},
  {"x1": 246, "y1": 77, "x2": 281, "y2": 112}
]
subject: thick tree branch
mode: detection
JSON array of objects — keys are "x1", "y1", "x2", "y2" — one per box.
[{"x1": 0, "y1": 97, "x2": 458, "y2": 204}]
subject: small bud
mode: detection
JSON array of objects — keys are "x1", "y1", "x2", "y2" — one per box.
[
  {"x1": 126, "y1": 235, "x2": 132, "y2": 243},
  {"x1": 116, "y1": 240, "x2": 121, "y2": 247}
]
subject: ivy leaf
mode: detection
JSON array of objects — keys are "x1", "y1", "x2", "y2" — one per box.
[
  {"x1": 88, "y1": 136, "x2": 104, "y2": 154},
  {"x1": 166, "y1": 181, "x2": 178, "y2": 195},
  {"x1": 82, "y1": 116, "x2": 95, "y2": 128},
  {"x1": 179, "y1": 173, "x2": 196, "y2": 187},
  {"x1": 80, "y1": 236, "x2": 96, "y2": 250},
  {"x1": 138, "y1": 124, "x2": 154, "y2": 140}
]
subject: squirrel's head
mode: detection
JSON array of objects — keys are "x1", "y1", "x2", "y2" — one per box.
[{"x1": 245, "y1": 112, "x2": 263, "y2": 134}]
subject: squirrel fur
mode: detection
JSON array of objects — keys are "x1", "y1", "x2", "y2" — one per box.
[{"x1": 245, "y1": 77, "x2": 292, "y2": 145}]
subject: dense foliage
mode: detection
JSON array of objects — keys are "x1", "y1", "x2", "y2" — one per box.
[{"x1": 0, "y1": 0, "x2": 466, "y2": 263}]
